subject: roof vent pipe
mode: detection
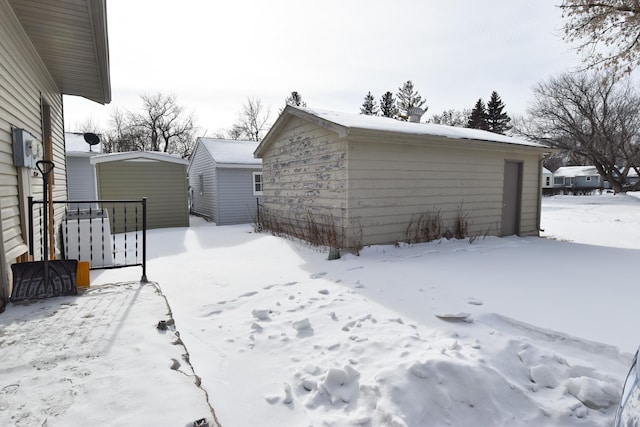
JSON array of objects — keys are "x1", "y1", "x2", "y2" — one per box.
[{"x1": 408, "y1": 107, "x2": 424, "y2": 123}]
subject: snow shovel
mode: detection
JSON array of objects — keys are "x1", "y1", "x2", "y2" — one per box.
[{"x1": 10, "y1": 160, "x2": 77, "y2": 302}]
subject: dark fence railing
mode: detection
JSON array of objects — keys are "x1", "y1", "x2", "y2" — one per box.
[{"x1": 28, "y1": 197, "x2": 147, "y2": 282}]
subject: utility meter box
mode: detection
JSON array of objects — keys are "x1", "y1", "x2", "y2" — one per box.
[{"x1": 13, "y1": 128, "x2": 40, "y2": 168}]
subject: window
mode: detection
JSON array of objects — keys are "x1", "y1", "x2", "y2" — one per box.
[
  {"x1": 545, "y1": 176, "x2": 551, "y2": 186},
  {"x1": 253, "y1": 172, "x2": 263, "y2": 196},
  {"x1": 586, "y1": 176, "x2": 591, "y2": 182}
]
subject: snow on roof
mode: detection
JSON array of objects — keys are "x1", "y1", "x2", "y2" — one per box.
[
  {"x1": 554, "y1": 166, "x2": 599, "y2": 177},
  {"x1": 294, "y1": 107, "x2": 548, "y2": 148},
  {"x1": 90, "y1": 151, "x2": 188, "y2": 165},
  {"x1": 198, "y1": 138, "x2": 261, "y2": 165},
  {"x1": 65, "y1": 132, "x2": 103, "y2": 154},
  {"x1": 543, "y1": 167, "x2": 552, "y2": 174}
]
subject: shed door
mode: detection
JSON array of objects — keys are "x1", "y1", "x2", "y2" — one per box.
[{"x1": 502, "y1": 161, "x2": 522, "y2": 236}]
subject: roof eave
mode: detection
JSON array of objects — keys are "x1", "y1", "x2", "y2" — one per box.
[
  {"x1": 254, "y1": 105, "x2": 348, "y2": 158},
  {"x1": 9, "y1": 0, "x2": 111, "y2": 104},
  {"x1": 346, "y1": 127, "x2": 554, "y2": 155}
]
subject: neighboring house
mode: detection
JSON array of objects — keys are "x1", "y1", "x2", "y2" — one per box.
[
  {"x1": 65, "y1": 132, "x2": 102, "y2": 204},
  {"x1": 0, "y1": 0, "x2": 110, "y2": 302},
  {"x1": 553, "y1": 166, "x2": 602, "y2": 192},
  {"x1": 542, "y1": 167, "x2": 553, "y2": 189},
  {"x1": 541, "y1": 167, "x2": 554, "y2": 195},
  {"x1": 189, "y1": 138, "x2": 262, "y2": 225},
  {"x1": 255, "y1": 106, "x2": 552, "y2": 248},
  {"x1": 91, "y1": 152, "x2": 189, "y2": 232}
]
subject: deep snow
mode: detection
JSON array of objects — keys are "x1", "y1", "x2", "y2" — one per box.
[{"x1": 1, "y1": 193, "x2": 639, "y2": 426}]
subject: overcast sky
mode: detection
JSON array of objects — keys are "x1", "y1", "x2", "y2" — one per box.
[{"x1": 64, "y1": 0, "x2": 582, "y2": 137}]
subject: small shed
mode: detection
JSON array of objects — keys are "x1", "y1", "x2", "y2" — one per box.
[
  {"x1": 188, "y1": 138, "x2": 262, "y2": 225},
  {"x1": 90, "y1": 151, "x2": 189, "y2": 231},
  {"x1": 65, "y1": 132, "x2": 102, "y2": 203},
  {"x1": 255, "y1": 106, "x2": 553, "y2": 248}
]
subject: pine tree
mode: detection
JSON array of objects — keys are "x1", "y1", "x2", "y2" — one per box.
[
  {"x1": 486, "y1": 91, "x2": 511, "y2": 134},
  {"x1": 380, "y1": 91, "x2": 398, "y2": 118},
  {"x1": 467, "y1": 98, "x2": 488, "y2": 130},
  {"x1": 360, "y1": 91, "x2": 379, "y2": 115},
  {"x1": 396, "y1": 80, "x2": 427, "y2": 121},
  {"x1": 284, "y1": 91, "x2": 306, "y2": 108}
]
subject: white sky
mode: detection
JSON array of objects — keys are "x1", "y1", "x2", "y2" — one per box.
[{"x1": 64, "y1": 0, "x2": 581, "y2": 137}]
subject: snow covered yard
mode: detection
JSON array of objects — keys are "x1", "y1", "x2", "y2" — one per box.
[{"x1": 1, "y1": 193, "x2": 640, "y2": 426}]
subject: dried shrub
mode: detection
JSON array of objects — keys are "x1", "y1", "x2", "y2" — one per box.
[{"x1": 255, "y1": 206, "x2": 360, "y2": 251}]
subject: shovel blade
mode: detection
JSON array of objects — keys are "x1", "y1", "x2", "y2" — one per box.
[{"x1": 10, "y1": 260, "x2": 78, "y2": 302}]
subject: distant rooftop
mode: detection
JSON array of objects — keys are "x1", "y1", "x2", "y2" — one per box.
[{"x1": 197, "y1": 138, "x2": 261, "y2": 165}]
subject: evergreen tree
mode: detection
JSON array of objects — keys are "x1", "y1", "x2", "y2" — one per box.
[
  {"x1": 360, "y1": 91, "x2": 379, "y2": 115},
  {"x1": 467, "y1": 98, "x2": 489, "y2": 130},
  {"x1": 284, "y1": 91, "x2": 306, "y2": 107},
  {"x1": 486, "y1": 91, "x2": 511, "y2": 134},
  {"x1": 396, "y1": 80, "x2": 427, "y2": 121},
  {"x1": 380, "y1": 91, "x2": 398, "y2": 118}
]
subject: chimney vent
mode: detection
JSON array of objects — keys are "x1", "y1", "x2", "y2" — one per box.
[{"x1": 408, "y1": 107, "x2": 424, "y2": 123}]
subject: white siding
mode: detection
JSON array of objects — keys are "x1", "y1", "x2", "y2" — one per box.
[
  {"x1": 67, "y1": 155, "x2": 97, "y2": 201},
  {"x1": 0, "y1": 0, "x2": 68, "y2": 270}
]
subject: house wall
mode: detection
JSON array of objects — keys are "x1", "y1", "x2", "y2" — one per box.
[
  {"x1": 67, "y1": 155, "x2": 97, "y2": 201},
  {"x1": 0, "y1": 0, "x2": 68, "y2": 297},
  {"x1": 216, "y1": 168, "x2": 262, "y2": 225},
  {"x1": 188, "y1": 142, "x2": 216, "y2": 220},
  {"x1": 345, "y1": 137, "x2": 542, "y2": 246},
  {"x1": 95, "y1": 159, "x2": 189, "y2": 232},
  {"x1": 261, "y1": 117, "x2": 348, "y2": 237}
]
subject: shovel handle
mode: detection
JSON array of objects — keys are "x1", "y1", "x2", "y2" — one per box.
[{"x1": 36, "y1": 160, "x2": 54, "y2": 177}]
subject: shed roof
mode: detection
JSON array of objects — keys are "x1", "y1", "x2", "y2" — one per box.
[
  {"x1": 8, "y1": 0, "x2": 111, "y2": 104},
  {"x1": 196, "y1": 138, "x2": 261, "y2": 166},
  {"x1": 90, "y1": 151, "x2": 189, "y2": 166},
  {"x1": 65, "y1": 132, "x2": 103, "y2": 156},
  {"x1": 256, "y1": 106, "x2": 550, "y2": 157}
]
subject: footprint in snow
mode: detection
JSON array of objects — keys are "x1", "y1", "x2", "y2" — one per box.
[
  {"x1": 310, "y1": 272, "x2": 327, "y2": 279},
  {"x1": 465, "y1": 297, "x2": 484, "y2": 306}
]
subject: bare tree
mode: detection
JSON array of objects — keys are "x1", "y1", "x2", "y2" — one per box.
[
  {"x1": 231, "y1": 98, "x2": 271, "y2": 141},
  {"x1": 102, "y1": 108, "x2": 145, "y2": 153},
  {"x1": 521, "y1": 70, "x2": 640, "y2": 193},
  {"x1": 132, "y1": 93, "x2": 196, "y2": 157},
  {"x1": 561, "y1": 0, "x2": 640, "y2": 73},
  {"x1": 100, "y1": 94, "x2": 197, "y2": 158}
]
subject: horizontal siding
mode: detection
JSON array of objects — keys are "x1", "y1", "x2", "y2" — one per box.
[
  {"x1": 217, "y1": 168, "x2": 261, "y2": 225},
  {"x1": 66, "y1": 156, "x2": 96, "y2": 201},
  {"x1": 96, "y1": 160, "x2": 188, "y2": 232},
  {"x1": 347, "y1": 140, "x2": 542, "y2": 245},
  {"x1": 1, "y1": 0, "x2": 68, "y2": 273},
  {"x1": 262, "y1": 117, "x2": 347, "y2": 227},
  {"x1": 187, "y1": 142, "x2": 216, "y2": 220}
]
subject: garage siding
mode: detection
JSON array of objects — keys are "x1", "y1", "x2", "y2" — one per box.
[
  {"x1": 346, "y1": 138, "x2": 542, "y2": 246},
  {"x1": 261, "y1": 117, "x2": 348, "y2": 236},
  {"x1": 95, "y1": 160, "x2": 188, "y2": 232}
]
